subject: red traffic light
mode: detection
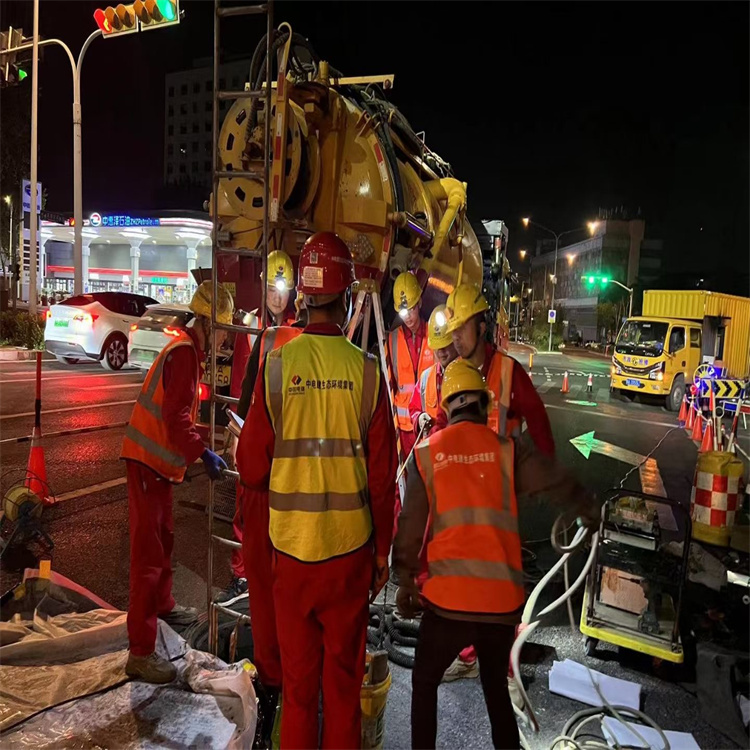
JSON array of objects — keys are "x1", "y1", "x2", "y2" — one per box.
[{"x1": 93, "y1": 8, "x2": 113, "y2": 34}]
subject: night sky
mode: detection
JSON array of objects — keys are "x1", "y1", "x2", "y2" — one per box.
[{"x1": 1, "y1": 1, "x2": 748, "y2": 282}]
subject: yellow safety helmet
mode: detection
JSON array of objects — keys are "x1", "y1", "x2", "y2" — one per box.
[
  {"x1": 393, "y1": 271, "x2": 422, "y2": 314},
  {"x1": 440, "y1": 359, "x2": 489, "y2": 409},
  {"x1": 427, "y1": 305, "x2": 453, "y2": 350},
  {"x1": 189, "y1": 280, "x2": 234, "y2": 325},
  {"x1": 263, "y1": 250, "x2": 295, "y2": 291},
  {"x1": 444, "y1": 282, "x2": 489, "y2": 333}
]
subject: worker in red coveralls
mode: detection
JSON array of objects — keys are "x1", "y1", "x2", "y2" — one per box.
[
  {"x1": 121, "y1": 281, "x2": 232, "y2": 684},
  {"x1": 441, "y1": 281, "x2": 555, "y2": 691},
  {"x1": 237, "y1": 232, "x2": 397, "y2": 749},
  {"x1": 222, "y1": 251, "x2": 298, "y2": 606},
  {"x1": 388, "y1": 271, "x2": 434, "y2": 525}
]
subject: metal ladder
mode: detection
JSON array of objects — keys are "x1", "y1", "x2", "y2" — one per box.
[{"x1": 206, "y1": 0, "x2": 274, "y2": 656}]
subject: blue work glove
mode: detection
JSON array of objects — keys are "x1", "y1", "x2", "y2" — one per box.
[{"x1": 201, "y1": 449, "x2": 227, "y2": 480}]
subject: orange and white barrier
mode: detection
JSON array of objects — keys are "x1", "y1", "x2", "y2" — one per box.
[{"x1": 690, "y1": 451, "x2": 744, "y2": 546}]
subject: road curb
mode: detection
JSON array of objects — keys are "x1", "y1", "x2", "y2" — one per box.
[{"x1": 0, "y1": 348, "x2": 41, "y2": 361}]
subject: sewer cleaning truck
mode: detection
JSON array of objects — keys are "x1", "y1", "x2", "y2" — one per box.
[{"x1": 610, "y1": 290, "x2": 750, "y2": 410}]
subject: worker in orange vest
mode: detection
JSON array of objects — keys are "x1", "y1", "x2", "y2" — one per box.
[
  {"x1": 408, "y1": 304, "x2": 456, "y2": 438},
  {"x1": 394, "y1": 359, "x2": 598, "y2": 749},
  {"x1": 222, "y1": 251, "x2": 298, "y2": 607},
  {"x1": 121, "y1": 281, "x2": 233, "y2": 684},
  {"x1": 237, "y1": 232, "x2": 397, "y2": 748},
  {"x1": 388, "y1": 271, "x2": 434, "y2": 518},
  {"x1": 443, "y1": 283, "x2": 555, "y2": 684}
]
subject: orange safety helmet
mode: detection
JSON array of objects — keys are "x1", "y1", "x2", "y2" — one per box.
[{"x1": 297, "y1": 232, "x2": 356, "y2": 304}]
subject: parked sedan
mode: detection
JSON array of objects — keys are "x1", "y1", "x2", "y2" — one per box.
[
  {"x1": 128, "y1": 303, "x2": 194, "y2": 370},
  {"x1": 44, "y1": 292, "x2": 157, "y2": 370}
]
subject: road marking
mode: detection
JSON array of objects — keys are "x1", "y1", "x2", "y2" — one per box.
[
  {"x1": 596, "y1": 387, "x2": 610, "y2": 401},
  {"x1": 537, "y1": 382, "x2": 554, "y2": 394},
  {"x1": 546, "y1": 403, "x2": 677, "y2": 429},
  {"x1": 55, "y1": 477, "x2": 127, "y2": 503},
  {"x1": 76, "y1": 383, "x2": 141, "y2": 391},
  {"x1": 0, "y1": 400, "x2": 135, "y2": 421},
  {"x1": 567, "y1": 399, "x2": 598, "y2": 407},
  {"x1": 0, "y1": 372, "x2": 140, "y2": 384},
  {"x1": 0, "y1": 421, "x2": 128, "y2": 445},
  {"x1": 568, "y1": 384, "x2": 582, "y2": 398}
]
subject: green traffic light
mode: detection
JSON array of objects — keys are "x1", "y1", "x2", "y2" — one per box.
[
  {"x1": 17, "y1": 68, "x2": 27, "y2": 81},
  {"x1": 601, "y1": 277, "x2": 609, "y2": 284},
  {"x1": 156, "y1": 0, "x2": 177, "y2": 21},
  {"x1": 588, "y1": 276, "x2": 595, "y2": 284}
]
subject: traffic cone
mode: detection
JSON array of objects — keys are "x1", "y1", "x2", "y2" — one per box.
[
  {"x1": 586, "y1": 373, "x2": 594, "y2": 393},
  {"x1": 691, "y1": 411, "x2": 704, "y2": 442},
  {"x1": 685, "y1": 401, "x2": 695, "y2": 431},
  {"x1": 25, "y1": 425, "x2": 53, "y2": 505},
  {"x1": 561, "y1": 371, "x2": 570, "y2": 394},
  {"x1": 678, "y1": 396, "x2": 688, "y2": 427},
  {"x1": 699, "y1": 417, "x2": 714, "y2": 453}
]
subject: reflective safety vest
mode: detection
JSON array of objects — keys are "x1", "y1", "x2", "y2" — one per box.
[
  {"x1": 486, "y1": 352, "x2": 521, "y2": 438},
  {"x1": 415, "y1": 421, "x2": 524, "y2": 615},
  {"x1": 121, "y1": 333, "x2": 199, "y2": 483},
  {"x1": 389, "y1": 326, "x2": 434, "y2": 432},
  {"x1": 258, "y1": 325, "x2": 302, "y2": 360},
  {"x1": 264, "y1": 333, "x2": 380, "y2": 562},
  {"x1": 245, "y1": 312, "x2": 296, "y2": 352},
  {"x1": 417, "y1": 363, "x2": 441, "y2": 420}
]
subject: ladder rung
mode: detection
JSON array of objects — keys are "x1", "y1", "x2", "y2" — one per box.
[
  {"x1": 213, "y1": 321, "x2": 263, "y2": 335},
  {"x1": 217, "y1": 90, "x2": 262, "y2": 101},
  {"x1": 220, "y1": 468, "x2": 240, "y2": 480},
  {"x1": 214, "y1": 393, "x2": 240, "y2": 406},
  {"x1": 217, "y1": 3, "x2": 268, "y2": 18},
  {"x1": 215, "y1": 246, "x2": 263, "y2": 259},
  {"x1": 215, "y1": 169, "x2": 263, "y2": 180},
  {"x1": 212, "y1": 534, "x2": 242, "y2": 550}
]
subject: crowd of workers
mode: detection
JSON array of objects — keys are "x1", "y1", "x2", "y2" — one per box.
[{"x1": 120, "y1": 231, "x2": 597, "y2": 749}]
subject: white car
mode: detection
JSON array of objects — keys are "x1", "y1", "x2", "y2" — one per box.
[
  {"x1": 45, "y1": 291, "x2": 157, "y2": 370},
  {"x1": 128, "y1": 303, "x2": 194, "y2": 370}
]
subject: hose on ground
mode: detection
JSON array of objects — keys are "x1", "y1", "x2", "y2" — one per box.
[{"x1": 368, "y1": 603, "x2": 419, "y2": 668}]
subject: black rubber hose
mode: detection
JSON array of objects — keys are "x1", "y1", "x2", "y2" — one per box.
[
  {"x1": 384, "y1": 633, "x2": 415, "y2": 669},
  {"x1": 391, "y1": 618, "x2": 421, "y2": 637}
]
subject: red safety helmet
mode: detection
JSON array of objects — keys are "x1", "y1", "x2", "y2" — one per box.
[{"x1": 297, "y1": 232, "x2": 356, "y2": 303}]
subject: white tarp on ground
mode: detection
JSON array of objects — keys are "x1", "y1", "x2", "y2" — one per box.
[{"x1": 0, "y1": 569, "x2": 256, "y2": 748}]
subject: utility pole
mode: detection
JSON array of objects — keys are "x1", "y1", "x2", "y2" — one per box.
[{"x1": 29, "y1": 0, "x2": 39, "y2": 315}]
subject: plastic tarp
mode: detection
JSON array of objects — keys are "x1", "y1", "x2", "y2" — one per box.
[{"x1": 0, "y1": 569, "x2": 256, "y2": 748}]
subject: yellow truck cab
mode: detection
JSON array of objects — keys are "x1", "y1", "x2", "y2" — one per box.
[{"x1": 611, "y1": 290, "x2": 750, "y2": 411}]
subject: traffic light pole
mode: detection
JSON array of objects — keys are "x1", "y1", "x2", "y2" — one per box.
[
  {"x1": 29, "y1": 0, "x2": 39, "y2": 315},
  {"x1": 608, "y1": 278, "x2": 634, "y2": 318},
  {"x1": 7, "y1": 29, "x2": 102, "y2": 301}
]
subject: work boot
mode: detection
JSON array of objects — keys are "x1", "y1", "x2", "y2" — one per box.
[
  {"x1": 442, "y1": 655, "x2": 479, "y2": 682},
  {"x1": 214, "y1": 576, "x2": 248, "y2": 606},
  {"x1": 159, "y1": 604, "x2": 199, "y2": 628},
  {"x1": 125, "y1": 651, "x2": 177, "y2": 684}
]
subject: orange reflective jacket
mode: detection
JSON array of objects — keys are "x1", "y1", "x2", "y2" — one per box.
[
  {"x1": 389, "y1": 327, "x2": 433, "y2": 431},
  {"x1": 417, "y1": 364, "x2": 440, "y2": 420},
  {"x1": 258, "y1": 325, "x2": 302, "y2": 360},
  {"x1": 486, "y1": 352, "x2": 521, "y2": 438},
  {"x1": 415, "y1": 421, "x2": 524, "y2": 615},
  {"x1": 121, "y1": 333, "x2": 199, "y2": 483}
]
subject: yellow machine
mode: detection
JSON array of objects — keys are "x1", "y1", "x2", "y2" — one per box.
[
  {"x1": 611, "y1": 290, "x2": 750, "y2": 411},
  {"x1": 211, "y1": 25, "x2": 485, "y2": 323}
]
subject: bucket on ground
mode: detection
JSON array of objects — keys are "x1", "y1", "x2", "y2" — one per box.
[
  {"x1": 690, "y1": 451, "x2": 744, "y2": 547},
  {"x1": 361, "y1": 653, "x2": 392, "y2": 750}
]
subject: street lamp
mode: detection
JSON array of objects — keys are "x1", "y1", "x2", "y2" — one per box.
[
  {"x1": 522, "y1": 217, "x2": 598, "y2": 351},
  {"x1": 567, "y1": 253, "x2": 575, "y2": 265},
  {"x1": 519, "y1": 249, "x2": 527, "y2": 260}
]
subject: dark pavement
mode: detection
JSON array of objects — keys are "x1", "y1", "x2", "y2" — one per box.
[{"x1": 1, "y1": 350, "x2": 746, "y2": 748}]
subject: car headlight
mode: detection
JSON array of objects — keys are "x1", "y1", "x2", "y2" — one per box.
[{"x1": 648, "y1": 364, "x2": 665, "y2": 380}]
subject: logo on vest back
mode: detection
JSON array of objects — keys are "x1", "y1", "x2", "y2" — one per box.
[
  {"x1": 287, "y1": 375, "x2": 356, "y2": 396},
  {"x1": 433, "y1": 451, "x2": 497, "y2": 471}
]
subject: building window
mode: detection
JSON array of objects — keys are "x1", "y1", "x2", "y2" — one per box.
[
  {"x1": 205, "y1": 121, "x2": 212, "y2": 133},
  {"x1": 180, "y1": 163, "x2": 186, "y2": 174},
  {"x1": 168, "y1": 85, "x2": 174, "y2": 97},
  {"x1": 192, "y1": 102, "x2": 198, "y2": 114},
  {"x1": 193, "y1": 82, "x2": 200, "y2": 94},
  {"x1": 167, "y1": 144, "x2": 174, "y2": 155},
  {"x1": 205, "y1": 101, "x2": 212, "y2": 112},
  {"x1": 205, "y1": 80, "x2": 212, "y2": 93},
  {"x1": 167, "y1": 164, "x2": 174, "y2": 174},
  {"x1": 168, "y1": 104, "x2": 174, "y2": 117},
  {"x1": 168, "y1": 124, "x2": 174, "y2": 136},
  {"x1": 192, "y1": 122, "x2": 199, "y2": 133},
  {"x1": 180, "y1": 124, "x2": 187, "y2": 135},
  {"x1": 205, "y1": 141, "x2": 211, "y2": 153},
  {"x1": 205, "y1": 161, "x2": 211, "y2": 172},
  {"x1": 181, "y1": 84, "x2": 187, "y2": 95},
  {"x1": 180, "y1": 102, "x2": 187, "y2": 115},
  {"x1": 180, "y1": 145, "x2": 186, "y2": 155},
  {"x1": 192, "y1": 141, "x2": 198, "y2": 153},
  {"x1": 192, "y1": 161, "x2": 199, "y2": 172}
]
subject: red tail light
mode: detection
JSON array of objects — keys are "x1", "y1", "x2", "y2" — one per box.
[
  {"x1": 163, "y1": 326, "x2": 181, "y2": 337},
  {"x1": 73, "y1": 312, "x2": 98, "y2": 325},
  {"x1": 130, "y1": 323, "x2": 138, "y2": 332},
  {"x1": 198, "y1": 382, "x2": 210, "y2": 401}
]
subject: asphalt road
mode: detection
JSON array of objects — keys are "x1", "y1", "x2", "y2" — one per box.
[{"x1": 1, "y1": 348, "x2": 746, "y2": 749}]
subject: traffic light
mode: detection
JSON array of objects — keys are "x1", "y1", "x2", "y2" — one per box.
[
  {"x1": 582, "y1": 273, "x2": 609, "y2": 289},
  {"x1": 1, "y1": 27, "x2": 28, "y2": 89},
  {"x1": 134, "y1": 0, "x2": 180, "y2": 30},
  {"x1": 94, "y1": 4, "x2": 138, "y2": 37}
]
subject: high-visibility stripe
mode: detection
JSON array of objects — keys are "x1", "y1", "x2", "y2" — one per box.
[
  {"x1": 272, "y1": 437, "x2": 365, "y2": 459},
  {"x1": 429, "y1": 558, "x2": 524, "y2": 587},
  {"x1": 269, "y1": 490, "x2": 366, "y2": 513},
  {"x1": 416, "y1": 440, "x2": 434, "y2": 500},
  {"x1": 124, "y1": 424, "x2": 186, "y2": 469},
  {"x1": 266, "y1": 350, "x2": 283, "y2": 423},
  {"x1": 433, "y1": 506, "x2": 517, "y2": 535},
  {"x1": 419, "y1": 368, "x2": 429, "y2": 411}
]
